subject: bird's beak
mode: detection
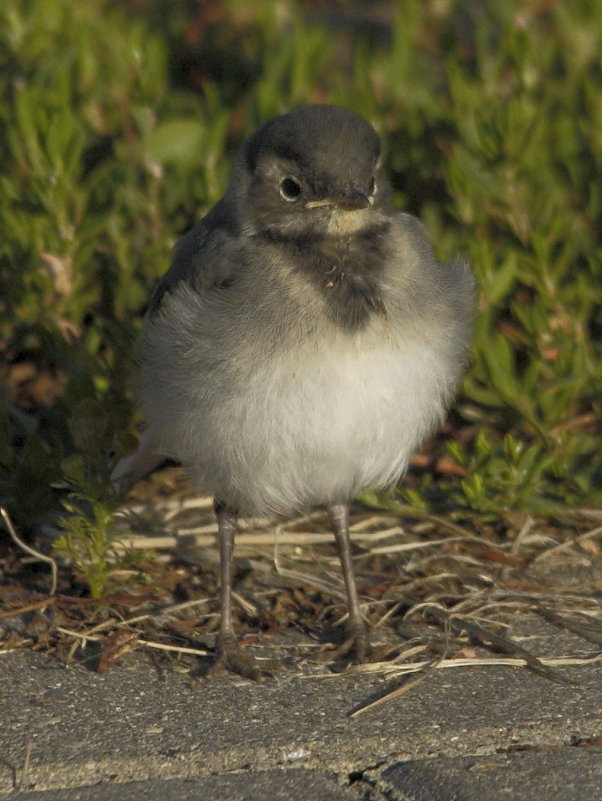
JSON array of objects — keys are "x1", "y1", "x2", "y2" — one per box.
[
  {"x1": 305, "y1": 188, "x2": 371, "y2": 211},
  {"x1": 334, "y1": 189, "x2": 371, "y2": 209}
]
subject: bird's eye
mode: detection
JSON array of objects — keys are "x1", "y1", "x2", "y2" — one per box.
[
  {"x1": 279, "y1": 177, "x2": 302, "y2": 201},
  {"x1": 368, "y1": 177, "x2": 377, "y2": 196}
]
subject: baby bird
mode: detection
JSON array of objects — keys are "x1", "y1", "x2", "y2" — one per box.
[{"x1": 114, "y1": 105, "x2": 475, "y2": 677}]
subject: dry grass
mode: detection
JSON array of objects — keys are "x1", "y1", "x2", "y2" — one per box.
[{"x1": 2, "y1": 478, "x2": 602, "y2": 700}]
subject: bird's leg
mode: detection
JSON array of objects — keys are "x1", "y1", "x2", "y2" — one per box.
[
  {"x1": 214, "y1": 500, "x2": 268, "y2": 680},
  {"x1": 328, "y1": 503, "x2": 369, "y2": 662}
]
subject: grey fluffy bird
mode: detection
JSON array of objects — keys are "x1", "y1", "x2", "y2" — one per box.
[{"x1": 114, "y1": 105, "x2": 475, "y2": 678}]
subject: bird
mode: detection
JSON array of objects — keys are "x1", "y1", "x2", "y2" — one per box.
[{"x1": 113, "y1": 104, "x2": 475, "y2": 679}]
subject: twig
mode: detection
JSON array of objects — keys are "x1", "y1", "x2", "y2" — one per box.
[
  {"x1": 17, "y1": 742, "x2": 32, "y2": 792},
  {"x1": 425, "y1": 605, "x2": 570, "y2": 684},
  {"x1": 272, "y1": 538, "x2": 347, "y2": 600},
  {"x1": 81, "y1": 597, "x2": 212, "y2": 637},
  {"x1": 119, "y1": 526, "x2": 406, "y2": 551},
  {"x1": 533, "y1": 525, "x2": 602, "y2": 562},
  {"x1": 120, "y1": 495, "x2": 214, "y2": 520},
  {"x1": 56, "y1": 626, "x2": 212, "y2": 658},
  {"x1": 510, "y1": 516, "x2": 535, "y2": 554},
  {"x1": 348, "y1": 660, "x2": 440, "y2": 717},
  {"x1": 373, "y1": 601, "x2": 403, "y2": 629},
  {"x1": 137, "y1": 639, "x2": 211, "y2": 657},
  {"x1": 55, "y1": 627, "x2": 100, "y2": 651},
  {"x1": 0, "y1": 597, "x2": 58, "y2": 620},
  {"x1": 423, "y1": 514, "x2": 481, "y2": 541},
  {"x1": 534, "y1": 603, "x2": 602, "y2": 647},
  {"x1": 370, "y1": 535, "x2": 466, "y2": 555},
  {"x1": 349, "y1": 614, "x2": 455, "y2": 717},
  {"x1": 1, "y1": 507, "x2": 57, "y2": 597},
  {"x1": 309, "y1": 651, "x2": 602, "y2": 679},
  {"x1": 564, "y1": 509, "x2": 602, "y2": 522}
]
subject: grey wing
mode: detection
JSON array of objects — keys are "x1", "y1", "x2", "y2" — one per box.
[
  {"x1": 395, "y1": 211, "x2": 476, "y2": 312},
  {"x1": 112, "y1": 198, "x2": 238, "y2": 489},
  {"x1": 387, "y1": 211, "x2": 476, "y2": 361},
  {"x1": 147, "y1": 198, "x2": 237, "y2": 316}
]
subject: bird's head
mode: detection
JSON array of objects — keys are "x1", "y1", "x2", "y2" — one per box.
[{"x1": 230, "y1": 105, "x2": 392, "y2": 240}]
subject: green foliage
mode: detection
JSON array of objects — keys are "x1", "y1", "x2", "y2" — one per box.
[
  {"x1": 53, "y1": 398, "x2": 141, "y2": 598},
  {"x1": 53, "y1": 498, "x2": 123, "y2": 599},
  {"x1": 447, "y1": 433, "x2": 561, "y2": 517},
  {"x1": 1, "y1": 0, "x2": 601, "y2": 589}
]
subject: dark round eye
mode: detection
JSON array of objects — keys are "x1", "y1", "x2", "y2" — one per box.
[{"x1": 279, "y1": 177, "x2": 302, "y2": 201}]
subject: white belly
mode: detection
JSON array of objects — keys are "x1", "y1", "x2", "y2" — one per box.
[{"x1": 150, "y1": 323, "x2": 451, "y2": 515}]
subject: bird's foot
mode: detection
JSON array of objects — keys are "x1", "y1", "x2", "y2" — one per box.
[
  {"x1": 323, "y1": 619, "x2": 370, "y2": 664},
  {"x1": 212, "y1": 632, "x2": 272, "y2": 681}
]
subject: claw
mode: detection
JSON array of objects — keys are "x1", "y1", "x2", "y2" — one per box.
[
  {"x1": 323, "y1": 619, "x2": 370, "y2": 663},
  {"x1": 214, "y1": 632, "x2": 272, "y2": 681}
]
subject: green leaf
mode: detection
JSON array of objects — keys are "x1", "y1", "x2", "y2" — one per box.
[{"x1": 147, "y1": 119, "x2": 208, "y2": 166}]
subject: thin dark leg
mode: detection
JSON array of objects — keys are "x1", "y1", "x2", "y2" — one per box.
[
  {"x1": 328, "y1": 503, "x2": 369, "y2": 662},
  {"x1": 214, "y1": 500, "x2": 267, "y2": 680}
]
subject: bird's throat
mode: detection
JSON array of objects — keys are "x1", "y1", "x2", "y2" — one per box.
[{"x1": 289, "y1": 221, "x2": 392, "y2": 331}]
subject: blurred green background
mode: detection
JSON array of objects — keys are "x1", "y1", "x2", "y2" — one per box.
[{"x1": 1, "y1": 0, "x2": 600, "y2": 540}]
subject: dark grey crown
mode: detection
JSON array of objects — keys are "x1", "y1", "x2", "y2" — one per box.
[{"x1": 243, "y1": 105, "x2": 381, "y2": 192}]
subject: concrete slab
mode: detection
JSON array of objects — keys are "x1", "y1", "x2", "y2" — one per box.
[
  {"x1": 0, "y1": 770, "x2": 358, "y2": 801},
  {"x1": 379, "y1": 746, "x2": 602, "y2": 801},
  {"x1": 0, "y1": 616, "x2": 600, "y2": 797}
]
